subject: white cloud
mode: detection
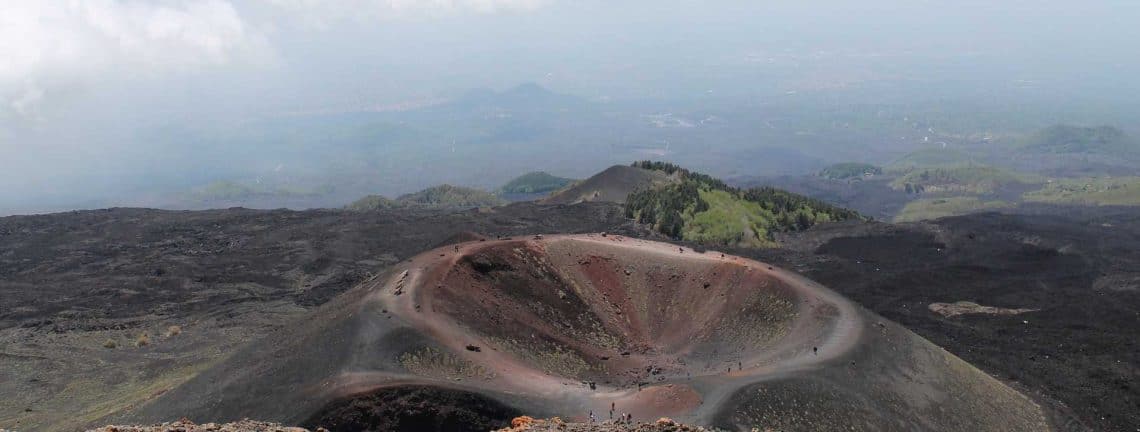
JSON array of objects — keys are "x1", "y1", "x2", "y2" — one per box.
[
  {"x1": 262, "y1": 0, "x2": 550, "y2": 28},
  {"x1": 0, "y1": 0, "x2": 554, "y2": 119},
  {"x1": 0, "y1": 0, "x2": 269, "y2": 118}
]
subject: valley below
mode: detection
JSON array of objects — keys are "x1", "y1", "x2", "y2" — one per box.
[{"x1": 1, "y1": 202, "x2": 1137, "y2": 431}]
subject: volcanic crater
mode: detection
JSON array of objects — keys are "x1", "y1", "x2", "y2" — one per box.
[{"x1": 128, "y1": 234, "x2": 1053, "y2": 431}]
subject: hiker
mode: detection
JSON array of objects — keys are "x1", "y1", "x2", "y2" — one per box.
[
  {"x1": 813, "y1": 346, "x2": 818, "y2": 355},
  {"x1": 589, "y1": 410, "x2": 595, "y2": 423}
]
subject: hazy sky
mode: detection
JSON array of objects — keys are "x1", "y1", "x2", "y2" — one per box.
[{"x1": 2, "y1": 0, "x2": 1139, "y2": 213}]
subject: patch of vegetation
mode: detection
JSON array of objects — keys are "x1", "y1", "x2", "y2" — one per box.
[
  {"x1": 894, "y1": 197, "x2": 1012, "y2": 222},
  {"x1": 1021, "y1": 125, "x2": 1135, "y2": 155},
  {"x1": 1022, "y1": 177, "x2": 1140, "y2": 205},
  {"x1": 887, "y1": 148, "x2": 977, "y2": 172},
  {"x1": 890, "y1": 166, "x2": 1036, "y2": 194},
  {"x1": 397, "y1": 184, "x2": 507, "y2": 207},
  {"x1": 498, "y1": 171, "x2": 577, "y2": 194},
  {"x1": 818, "y1": 162, "x2": 883, "y2": 180},
  {"x1": 683, "y1": 189, "x2": 777, "y2": 247},
  {"x1": 625, "y1": 161, "x2": 861, "y2": 247},
  {"x1": 344, "y1": 195, "x2": 401, "y2": 211}
]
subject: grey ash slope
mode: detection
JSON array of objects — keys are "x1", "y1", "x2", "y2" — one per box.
[{"x1": 542, "y1": 165, "x2": 674, "y2": 205}]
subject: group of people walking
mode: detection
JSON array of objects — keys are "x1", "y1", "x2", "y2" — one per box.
[{"x1": 588, "y1": 403, "x2": 634, "y2": 424}]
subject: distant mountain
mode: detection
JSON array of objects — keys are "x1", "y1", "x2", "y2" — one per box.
[
  {"x1": 498, "y1": 171, "x2": 577, "y2": 194},
  {"x1": 1021, "y1": 125, "x2": 1136, "y2": 155},
  {"x1": 542, "y1": 165, "x2": 675, "y2": 205},
  {"x1": 347, "y1": 184, "x2": 506, "y2": 210},
  {"x1": 450, "y1": 83, "x2": 585, "y2": 112}
]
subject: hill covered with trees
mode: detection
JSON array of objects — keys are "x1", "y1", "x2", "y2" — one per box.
[{"x1": 624, "y1": 161, "x2": 862, "y2": 246}]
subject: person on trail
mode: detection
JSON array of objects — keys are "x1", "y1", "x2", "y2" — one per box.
[
  {"x1": 813, "y1": 346, "x2": 818, "y2": 355},
  {"x1": 589, "y1": 411, "x2": 595, "y2": 423}
]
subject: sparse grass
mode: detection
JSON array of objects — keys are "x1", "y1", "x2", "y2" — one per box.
[
  {"x1": 399, "y1": 347, "x2": 494, "y2": 380},
  {"x1": 894, "y1": 197, "x2": 1012, "y2": 222},
  {"x1": 164, "y1": 325, "x2": 182, "y2": 338},
  {"x1": 135, "y1": 333, "x2": 150, "y2": 347},
  {"x1": 29, "y1": 362, "x2": 217, "y2": 432},
  {"x1": 1022, "y1": 176, "x2": 1140, "y2": 205},
  {"x1": 103, "y1": 339, "x2": 117, "y2": 349},
  {"x1": 489, "y1": 336, "x2": 597, "y2": 380}
]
